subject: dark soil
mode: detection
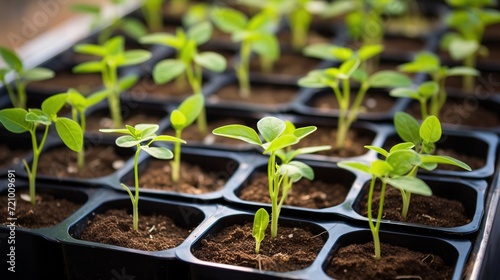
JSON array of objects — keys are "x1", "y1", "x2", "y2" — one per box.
[
  {"x1": 327, "y1": 242, "x2": 453, "y2": 280},
  {"x1": 79, "y1": 209, "x2": 192, "y2": 251},
  {"x1": 163, "y1": 117, "x2": 257, "y2": 147},
  {"x1": 28, "y1": 70, "x2": 103, "y2": 94},
  {"x1": 37, "y1": 145, "x2": 130, "y2": 178},
  {"x1": 277, "y1": 30, "x2": 333, "y2": 46},
  {"x1": 238, "y1": 172, "x2": 349, "y2": 209},
  {"x1": 382, "y1": 36, "x2": 426, "y2": 56},
  {"x1": 209, "y1": 83, "x2": 298, "y2": 106},
  {"x1": 444, "y1": 71, "x2": 500, "y2": 97},
  {"x1": 193, "y1": 222, "x2": 325, "y2": 272},
  {"x1": 294, "y1": 126, "x2": 374, "y2": 158},
  {"x1": 249, "y1": 52, "x2": 321, "y2": 77},
  {"x1": 310, "y1": 91, "x2": 396, "y2": 113},
  {"x1": 0, "y1": 144, "x2": 28, "y2": 169},
  {"x1": 126, "y1": 159, "x2": 227, "y2": 194},
  {"x1": 406, "y1": 98, "x2": 500, "y2": 128},
  {"x1": 356, "y1": 184, "x2": 469, "y2": 227},
  {"x1": 0, "y1": 191, "x2": 81, "y2": 228},
  {"x1": 126, "y1": 76, "x2": 192, "y2": 100}
]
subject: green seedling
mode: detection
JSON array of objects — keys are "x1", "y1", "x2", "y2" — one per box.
[
  {"x1": 299, "y1": 48, "x2": 412, "y2": 149},
  {"x1": 389, "y1": 112, "x2": 471, "y2": 218},
  {"x1": 339, "y1": 148, "x2": 432, "y2": 260},
  {"x1": 141, "y1": 0, "x2": 165, "y2": 32},
  {"x1": 238, "y1": 0, "x2": 314, "y2": 50},
  {"x1": 140, "y1": 21, "x2": 226, "y2": 134},
  {"x1": 100, "y1": 123, "x2": 185, "y2": 231},
  {"x1": 397, "y1": 51, "x2": 479, "y2": 117},
  {"x1": 0, "y1": 47, "x2": 54, "y2": 109},
  {"x1": 252, "y1": 208, "x2": 269, "y2": 254},
  {"x1": 73, "y1": 36, "x2": 152, "y2": 128},
  {"x1": 0, "y1": 94, "x2": 83, "y2": 205},
  {"x1": 441, "y1": 0, "x2": 500, "y2": 91},
  {"x1": 170, "y1": 94, "x2": 204, "y2": 183},
  {"x1": 211, "y1": 8, "x2": 279, "y2": 97},
  {"x1": 72, "y1": 0, "x2": 148, "y2": 44},
  {"x1": 66, "y1": 88, "x2": 109, "y2": 169},
  {"x1": 213, "y1": 116, "x2": 319, "y2": 238},
  {"x1": 390, "y1": 81, "x2": 438, "y2": 120}
]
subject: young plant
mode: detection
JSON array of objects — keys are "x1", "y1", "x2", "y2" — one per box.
[
  {"x1": 169, "y1": 94, "x2": 204, "y2": 183},
  {"x1": 211, "y1": 8, "x2": 279, "y2": 97},
  {"x1": 73, "y1": 36, "x2": 152, "y2": 128},
  {"x1": 0, "y1": 46, "x2": 54, "y2": 109},
  {"x1": 141, "y1": 0, "x2": 165, "y2": 32},
  {"x1": 441, "y1": 0, "x2": 500, "y2": 91},
  {"x1": 99, "y1": 124, "x2": 185, "y2": 231},
  {"x1": 339, "y1": 147, "x2": 432, "y2": 260},
  {"x1": 66, "y1": 88, "x2": 110, "y2": 169},
  {"x1": 397, "y1": 51, "x2": 479, "y2": 117},
  {"x1": 389, "y1": 112, "x2": 471, "y2": 218},
  {"x1": 252, "y1": 208, "x2": 269, "y2": 254},
  {"x1": 140, "y1": 21, "x2": 226, "y2": 134},
  {"x1": 0, "y1": 93, "x2": 83, "y2": 204},
  {"x1": 213, "y1": 116, "x2": 319, "y2": 238},
  {"x1": 390, "y1": 81, "x2": 438, "y2": 120},
  {"x1": 299, "y1": 47, "x2": 412, "y2": 149},
  {"x1": 72, "y1": 0, "x2": 148, "y2": 44}
]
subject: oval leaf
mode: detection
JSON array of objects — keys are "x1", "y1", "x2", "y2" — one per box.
[
  {"x1": 142, "y1": 146, "x2": 173, "y2": 160},
  {"x1": 213, "y1": 125, "x2": 262, "y2": 146},
  {"x1": 55, "y1": 118, "x2": 83, "y2": 152},
  {"x1": 0, "y1": 108, "x2": 31, "y2": 133},
  {"x1": 394, "y1": 112, "x2": 421, "y2": 145},
  {"x1": 420, "y1": 115, "x2": 442, "y2": 144},
  {"x1": 194, "y1": 52, "x2": 227, "y2": 72},
  {"x1": 257, "y1": 116, "x2": 286, "y2": 142},
  {"x1": 386, "y1": 176, "x2": 432, "y2": 196},
  {"x1": 153, "y1": 59, "x2": 186, "y2": 84}
]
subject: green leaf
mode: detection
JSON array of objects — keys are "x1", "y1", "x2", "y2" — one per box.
[
  {"x1": 55, "y1": 118, "x2": 83, "y2": 152},
  {"x1": 104, "y1": 36, "x2": 125, "y2": 56},
  {"x1": 279, "y1": 161, "x2": 314, "y2": 182},
  {"x1": 293, "y1": 126, "x2": 316, "y2": 140},
  {"x1": 365, "y1": 145, "x2": 389, "y2": 157},
  {"x1": 99, "y1": 128, "x2": 130, "y2": 134},
  {"x1": 251, "y1": 33, "x2": 280, "y2": 60},
  {"x1": 297, "y1": 70, "x2": 328, "y2": 88},
  {"x1": 339, "y1": 58, "x2": 360, "y2": 78},
  {"x1": 420, "y1": 155, "x2": 471, "y2": 171},
  {"x1": 448, "y1": 38, "x2": 479, "y2": 61},
  {"x1": 386, "y1": 176, "x2": 432, "y2": 196},
  {"x1": 211, "y1": 8, "x2": 248, "y2": 34},
  {"x1": 386, "y1": 150, "x2": 421, "y2": 176},
  {"x1": 257, "y1": 116, "x2": 286, "y2": 142},
  {"x1": 368, "y1": 71, "x2": 412, "y2": 88},
  {"x1": 116, "y1": 135, "x2": 142, "y2": 147},
  {"x1": 252, "y1": 208, "x2": 269, "y2": 254},
  {"x1": 71, "y1": 3, "x2": 101, "y2": 14},
  {"x1": 371, "y1": 160, "x2": 393, "y2": 177},
  {"x1": 73, "y1": 43, "x2": 105, "y2": 56},
  {"x1": 21, "y1": 67, "x2": 55, "y2": 81},
  {"x1": 351, "y1": 69, "x2": 368, "y2": 83},
  {"x1": 418, "y1": 81, "x2": 439, "y2": 99},
  {"x1": 142, "y1": 146, "x2": 174, "y2": 159},
  {"x1": 394, "y1": 112, "x2": 421, "y2": 145},
  {"x1": 264, "y1": 134, "x2": 298, "y2": 153},
  {"x1": 139, "y1": 33, "x2": 183, "y2": 48},
  {"x1": 338, "y1": 161, "x2": 371, "y2": 174},
  {"x1": 152, "y1": 135, "x2": 186, "y2": 144},
  {"x1": 420, "y1": 115, "x2": 441, "y2": 144},
  {"x1": 121, "y1": 50, "x2": 152, "y2": 66},
  {"x1": 67, "y1": 89, "x2": 87, "y2": 111},
  {"x1": 390, "y1": 87, "x2": 419, "y2": 99},
  {"x1": 303, "y1": 44, "x2": 340, "y2": 61},
  {"x1": 398, "y1": 52, "x2": 440, "y2": 73},
  {"x1": 121, "y1": 18, "x2": 148, "y2": 40},
  {"x1": 0, "y1": 47, "x2": 23, "y2": 72},
  {"x1": 331, "y1": 47, "x2": 354, "y2": 61},
  {"x1": 152, "y1": 59, "x2": 186, "y2": 84},
  {"x1": 292, "y1": 145, "x2": 331, "y2": 157},
  {"x1": 357, "y1": 44, "x2": 384, "y2": 61},
  {"x1": 389, "y1": 142, "x2": 415, "y2": 153},
  {"x1": 213, "y1": 125, "x2": 262, "y2": 146},
  {"x1": 26, "y1": 110, "x2": 51, "y2": 125},
  {"x1": 137, "y1": 124, "x2": 159, "y2": 139},
  {"x1": 0, "y1": 108, "x2": 31, "y2": 133},
  {"x1": 187, "y1": 21, "x2": 213, "y2": 45},
  {"x1": 73, "y1": 61, "x2": 104, "y2": 73},
  {"x1": 42, "y1": 93, "x2": 68, "y2": 116},
  {"x1": 194, "y1": 52, "x2": 227, "y2": 72},
  {"x1": 176, "y1": 94, "x2": 204, "y2": 129},
  {"x1": 321, "y1": 0, "x2": 356, "y2": 18},
  {"x1": 118, "y1": 74, "x2": 139, "y2": 91},
  {"x1": 446, "y1": 66, "x2": 480, "y2": 77},
  {"x1": 170, "y1": 110, "x2": 186, "y2": 131}
]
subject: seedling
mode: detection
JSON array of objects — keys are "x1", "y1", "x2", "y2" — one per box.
[
  {"x1": 73, "y1": 36, "x2": 152, "y2": 128},
  {"x1": 141, "y1": 0, "x2": 165, "y2": 32},
  {"x1": 389, "y1": 112, "x2": 471, "y2": 218},
  {"x1": 100, "y1": 123, "x2": 185, "y2": 231},
  {"x1": 339, "y1": 148, "x2": 432, "y2": 260},
  {"x1": 169, "y1": 94, "x2": 204, "y2": 183},
  {"x1": 252, "y1": 208, "x2": 269, "y2": 254},
  {"x1": 0, "y1": 46, "x2": 54, "y2": 109},
  {"x1": 441, "y1": 0, "x2": 500, "y2": 91},
  {"x1": 66, "y1": 88, "x2": 109, "y2": 169},
  {"x1": 390, "y1": 81, "x2": 438, "y2": 120},
  {"x1": 299, "y1": 46, "x2": 412, "y2": 149},
  {"x1": 397, "y1": 51, "x2": 479, "y2": 117},
  {"x1": 140, "y1": 21, "x2": 226, "y2": 134},
  {"x1": 0, "y1": 93, "x2": 83, "y2": 204},
  {"x1": 72, "y1": 0, "x2": 148, "y2": 44},
  {"x1": 238, "y1": 0, "x2": 315, "y2": 50},
  {"x1": 213, "y1": 116, "x2": 320, "y2": 238},
  {"x1": 211, "y1": 8, "x2": 279, "y2": 96}
]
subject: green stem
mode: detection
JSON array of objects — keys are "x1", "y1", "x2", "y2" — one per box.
[
  {"x1": 237, "y1": 40, "x2": 252, "y2": 97},
  {"x1": 268, "y1": 152, "x2": 279, "y2": 238},
  {"x1": 420, "y1": 99, "x2": 428, "y2": 120},
  {"x1": 172, "y1": 129, "x2": 182, "y2": 183},
  {"x1": 28, "y1": 125, "x2": 50, "y2": 205},
  {"x1": 346, "y1": 83, "x2": 369, "y2": 131},
  {"x1": 289, "y1": 10, "x2": 310, "y2": 50},
  {"x1": 367, "y1": 177, "x2": 379, "y2": 259},
  {"x1": 186, "y1": 64, "x2": 207, "y2": 135},
  {"x1": 142, "y1": 0, "x2": 163, "y2": 32},
  {"x1": 463, "y1": 54, "x2": 476, "y2": 92},
  {"x1": 15, "y1": 80, "x2": 27, "y2": 110},
  {"x1": 401, "y1": 190, "x2": 411, "y2": 220},
  {"x1": 374, "y1": 179, "x2": 387, "y2": 260},
  {"x1": 104, "y1": 63, "x2": 122, "y2": 128},
  {"x1": 132, "y1": 147, "x2": 141, "y2": 231},
  {"x1": 3, "y1": 78, "x2": 18, "y2": 108},
  {"x1": 335, "y1": 81, "x2": 350, "y2": 149},
  {"x1": 259, "y1": 56, "x2": 273, "y2": 73},
  {"x1": 77, "y1": 111, "x2": 86, "y2": 169}
]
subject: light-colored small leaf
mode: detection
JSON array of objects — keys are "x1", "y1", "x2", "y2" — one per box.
[
  {"x1": 55, "y1": 118, "x2": 83, "y2": 152},
  {"x1": 386, "y1": 176, "x2": 432, "y2": 196},
  {"x1": 194, "y1": 52, "x2": 227, "y2": 72},
  {"x1": 338, "y1": 161, "x2": 371, "y2": 174},
  {"x1": 365, "y1": 145, "x2": 388, "y2": 157},
  {"x1": 420, "y1": 155, "x2": 471, "y2": 171},
  {"x1": 420, "y1": 115, "x2": 442, "y2": 143},
  {"x1": 257, "y1": 116, "x2": 286, "y2": 142},
  {"x1": 213, "y1": 125, "x2": 262, "y2": 146},
  {"x1": 368, "y1": 71, "x2": 412, "y2": 88},
  {"x1": 42, "y1": 93, "x2": 68, "y2": 116},
  {"x1": 394, "y1": 112, "x2": 421, "y2": 145},
  {"x1": 116, "y1": 135, "x2": 141, "y2": 147},
  {"x1": 142, "y1": 146, "x2": 173, "y2": 159},
  {"x1": 153, "y1": 59, "x2": 186, "y2": 84},
  {"x1": 22, "y1": 67, "x2": 54, "y2": 81}
]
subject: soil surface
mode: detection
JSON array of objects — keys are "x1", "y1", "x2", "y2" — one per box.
[
  {"x1": 327, "y1": 242, "x2": 453, "y2": 280},
  {"x1": 209, "y1": 83, "x2": 298, "y2": 106},
  {"x1": 38, "y1": 145, "x2": 131, "y2": 179},
  {"x1": 310, "y1": 91, "x2": 396, "y2": 113},
  {"x1": 126, "y1": 159, "x2": 228, "y2": 194},
  {"x1": 127, "y1": 75, "x2": 192, "y2": 100},
  {"x1": 238, "y1": 172, "x2": 349, "y2": 209},
  {"x1": 79, "y1": 209, "x2": 192, "y2": 251},
  {"x1": 249, "y1": 52, "x2": 321, "y2": 77},
  {"x1": 0, "y1": 144, "x2": 28, "y2": 169},
  {"x1": 193, "y1": 222, "x2": 325, "y2": 272},
  {"x1": 294, "y1": 126, "x2": 374, "y2": 158},
  {"x1": 28, "y1": 70, "x2": 103, "y2": 94},
  {"x1": 356, "y1": 184, "x2": 469, "y2": 227},
  {"x1": 0, "y1": 191, "x2": 82, "y2": 228}
]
